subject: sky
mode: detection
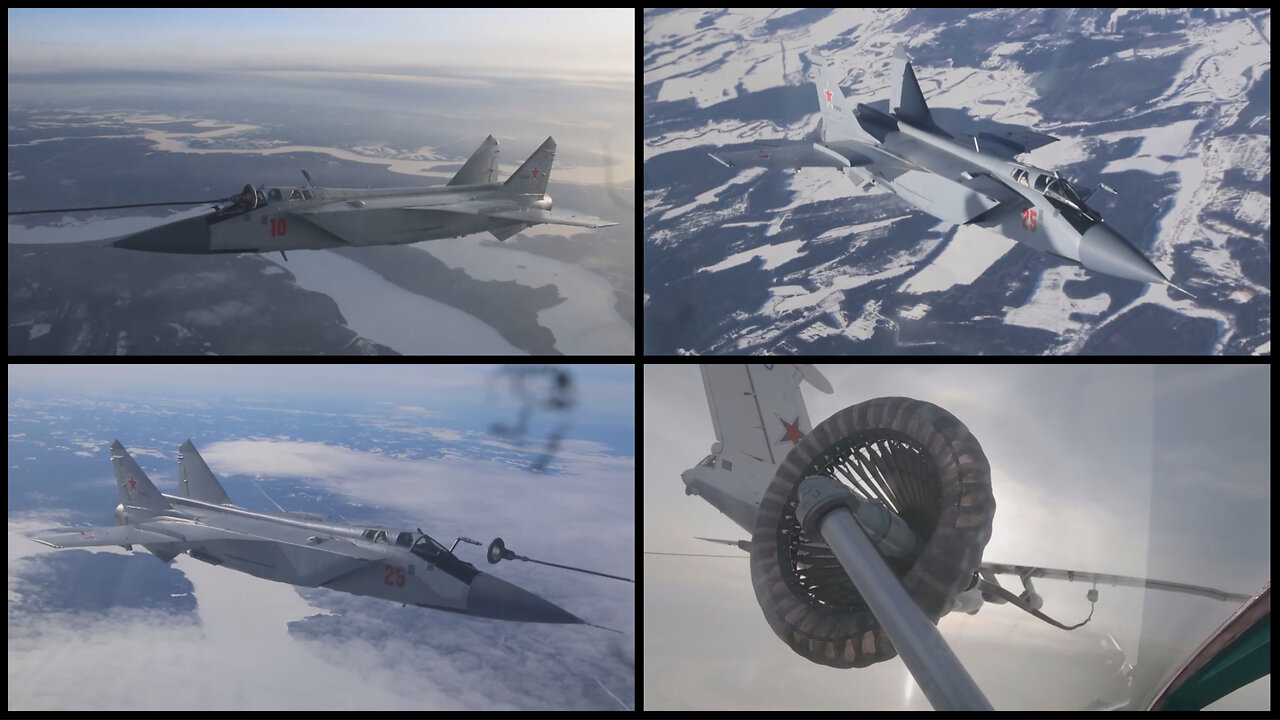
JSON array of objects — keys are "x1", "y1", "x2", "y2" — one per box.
[
  {"x1": 8, "y1": 364, "x2": 634, "y2": 711},
  {"x1": 644, "y1": 364, "x2": 1269, "y2": 711},
  {"x1": 5, "y1": 364, "x2": 634, "y2": 426},
  {"x1": 7, "y1": 9, "x2": 634, "y2": 81}
]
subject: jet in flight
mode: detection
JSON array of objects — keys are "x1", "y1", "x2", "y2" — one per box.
[
  {"x1": 11, "y1": 135, "x2": 616, "y2": 257},
  {"x1": 708, "y1": 48, "x2": 1194, "y2": 297},
  {"x1": 32, "y1": 440, "x2": 584, "y2": 625}
]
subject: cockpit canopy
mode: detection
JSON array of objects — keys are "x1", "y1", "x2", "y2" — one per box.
[
  {"x1": 359, "y1": 527, "x2": 464, "y2": 566},
  {"x1": 266, "y1": 187, "x2": 315, "y2": 203},
  {"x1": 1010, "y1": 166, "x2": 1101, "y2": 229},
  {"x1": 1011, "y1": 167, "x2": 1090, "y2": 209},
  {"x1": 362, "y1": 528, "x2": 415, "y2": 547},
  {"x1": 1043, "y1": 177, "x2": 1087, "y2": 208}
]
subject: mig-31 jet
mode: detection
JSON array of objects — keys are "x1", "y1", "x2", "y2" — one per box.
[
  {"x1": 10, "y1": 135, "x2": 616, "y2": 258},
  {"x1": 32, "y1": 440, "x2": 585, "y2": 625},
  {"x1": 708, "y1": 47, "x2": 1194, "y2": 297}
]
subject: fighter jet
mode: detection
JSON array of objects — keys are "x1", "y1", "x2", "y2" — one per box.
[
  {"x1": 708, "y1": 48, "x2": 1194, "y2": 297},
  {"x1": 11, "y1": 135, "x2": 615, "y2": 256},
  {"x1": 31, "y1": 440, "x2": 584, "y2": 625}
]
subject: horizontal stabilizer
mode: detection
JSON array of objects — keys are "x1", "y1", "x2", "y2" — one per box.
[{"x1": 709, "y1": 142, "x2": 855, "y2": 169}]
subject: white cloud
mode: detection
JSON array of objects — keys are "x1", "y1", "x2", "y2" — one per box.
[{"x1": 7, "y1": 530, "x2": 462, "y2": 710}]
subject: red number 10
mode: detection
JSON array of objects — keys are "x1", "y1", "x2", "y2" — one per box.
[{"x1": 270, "y1": 218, "x2": 288, "y2": 237}]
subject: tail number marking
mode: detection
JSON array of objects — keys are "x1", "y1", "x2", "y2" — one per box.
[
  {"x1": 270, "y1": 218, "x2": 288, "y2": 237},
  {"x1": 1021, "y1": 208, "x2": 1037, "y2": 232}
]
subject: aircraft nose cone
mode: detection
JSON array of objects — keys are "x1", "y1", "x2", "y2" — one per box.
[
  {"x1": 1078, "y1": 224, "x2": 1168, "y2": 285},
  {"x1": 112, "y1": 216, "x2": 212, "y2": 253},
  {"x1": 467, "y1": 572, "x2": 583, "y2": 624}
]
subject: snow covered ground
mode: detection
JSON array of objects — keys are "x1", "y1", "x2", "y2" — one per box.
[
  {"x1": 414, "y1": 238, "x2": 633, "y2": 355},
  {"x1": 265, "y1": 251, "x2": 524, "y2": 355},
  {"x1": 645, "y1": 8, "x2": 1270, "y2": 355}
]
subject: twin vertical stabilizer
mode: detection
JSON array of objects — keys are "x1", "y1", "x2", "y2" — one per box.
[
  {"x1": 178, "y1": 439, "x2": 233, "y2": 505},
  {"x1": 890, "y1": 45, "x2": 938, "y2": 131}
]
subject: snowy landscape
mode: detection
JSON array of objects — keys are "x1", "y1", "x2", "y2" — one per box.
[{"x1": 644, "y1": 9, "x2": 1270, "y2": 355}]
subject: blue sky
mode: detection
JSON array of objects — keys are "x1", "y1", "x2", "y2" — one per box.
[
  {"x1": 7, "y1": 9, "x2": 633, "y2": 79},
  {"x1": 7, "y1": 364, "x2": 634, "y2": 462}
]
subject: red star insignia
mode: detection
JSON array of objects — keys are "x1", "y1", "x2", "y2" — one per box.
[
  {"x1": 531, "y1": 168, "x2": 540, "y2": 178},
  {"x1": 778, "y1": 417, "x2": 804, "y2": 445},
  {"x1": 128, "y1": 476, "x2": 137, "y2": 491},
  {"x1": 824, "y1": 87, "x2": 833, "y2": 105}
]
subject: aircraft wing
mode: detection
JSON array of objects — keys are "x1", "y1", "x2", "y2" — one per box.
[
  {"x1": 980, "y1": 563, "x2": 1254, "y2": 603},
  {"x1": 32, "y1": 525, "x2": 176, "y2": 549},
  {"x1": 33, "y1": 520, "x2": 257, "y2": 549},
  {"x1": 708, "y1": 141, "x2": 858, "y2": 169},
  {"x1": 484, "y1": 207, "x2": 617, "y2": 228},
  {"x1": 34, "y1": 519, "x2": 388, "y2": 586},
  {"x1": 893, "y1": 170, "x2": 1018, "y2": 225},
  {"x1": 296, "y1": 198, "x2": 617, "y2": 230},
  {"x1": 968, "y1": 128, "x2": 1060, "y2": 159}
]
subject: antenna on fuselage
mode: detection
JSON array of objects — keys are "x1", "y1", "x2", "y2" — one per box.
[{"x1": 301, "y1": 170, "x2": 315, "y2": 188}]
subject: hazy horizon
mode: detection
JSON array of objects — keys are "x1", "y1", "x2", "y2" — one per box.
[{"x1": 7, "y1": 9, "x2": 634, "y2": 80}]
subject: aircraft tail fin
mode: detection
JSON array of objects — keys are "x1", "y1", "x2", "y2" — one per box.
[
  {"x1": 447, "y1": 134, "x2": 500, "y2": 186},
  {"x1": 680, "y1": 365, "x2": 833, "y2": 534},
  {"x1": 178, "y1": 440, "x2": 234, "y2": 505},
  {"x1": 811, "y1": 63, "x2": 861, "y2": 142},
  {"x1": 890, "y1": 46, "x2": 943, "y2": 134},
  {"x1": 110, "y1": 440, "x2": 171, "y2": 512},
  {"x1": 503, "y1": 136, "x2": 555, "y2": 195}
]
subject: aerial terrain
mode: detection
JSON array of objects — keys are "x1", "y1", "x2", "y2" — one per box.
[
  {"x1": 644, "y1": 8, "x2": 1270, "y2": 354},
  {"x1": 9, "y1": 9, "x2": 634, "y2": 355},
  {"x1": 8, "y1": 365, "x2": 635, "y2": 710}
]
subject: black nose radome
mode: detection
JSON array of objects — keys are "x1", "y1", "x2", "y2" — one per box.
[
  {"x1": 112, "y1": 217, "x2": 212, "y2": 253},
  {"x1": 466, "y1": 573, "x2": 583, "y2": 624}
]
